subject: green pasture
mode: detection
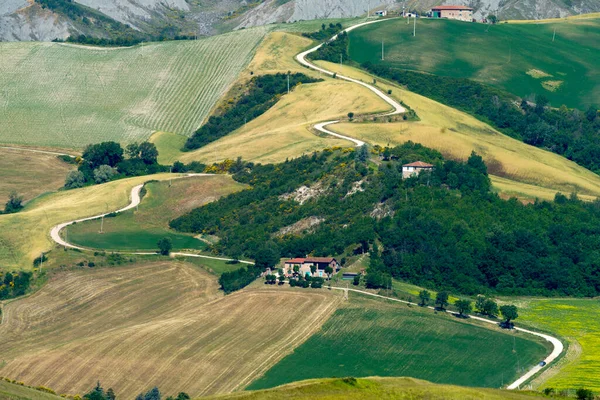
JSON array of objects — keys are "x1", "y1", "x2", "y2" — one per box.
[
  {"x1": 248, "y1": 293, "x2": 550, "y2": 390},
  {"x1": 517, "y1": 298, "x2": 600, "y2": 391},
  {"x1": 348, "y1": 18, "x2": 600, "y2": 109},
  {"x1": 0, "y1": 380, "x2": 62, "y2": 400},
  {"x1": 66, "y1": 175, "x2": 245, "y2": 252},
  {"x1": 0, "y1": 27, "x2": 267, "y2": 148}
]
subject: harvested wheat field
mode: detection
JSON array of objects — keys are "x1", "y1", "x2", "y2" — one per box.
[{"x1": 0, "y1": 262, "x2": 340, "y2": 398}]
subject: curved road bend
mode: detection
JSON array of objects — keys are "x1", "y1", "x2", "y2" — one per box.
[
  {"x1": 296, "y1": 18, "x2": 406, "y2": 145},
  {"x1": 331, "y1": 286, "x2": 563, "y2": 390}
]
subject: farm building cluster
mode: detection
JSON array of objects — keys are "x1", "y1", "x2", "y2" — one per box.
[{"x1": 282, "y1": 257, "x2": 340, "y2": 278}]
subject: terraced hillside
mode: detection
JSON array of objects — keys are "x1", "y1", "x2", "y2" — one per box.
[
  {"x1": 349, "y1": 17, "x2": 600, "y2": 109},
  {"x1": 0, "y1": 27, "x2": 267, "y2": 148},
  {"x1": 0, "y1": 262, "x2": 340, "y2": 398}
]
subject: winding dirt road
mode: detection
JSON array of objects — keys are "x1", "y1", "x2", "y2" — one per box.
[{"x1": 296, "y1": 19, "x2": 405, "y2": 146}]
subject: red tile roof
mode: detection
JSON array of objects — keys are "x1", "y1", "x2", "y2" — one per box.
[
  {"x1": 403, "y1": 161, "x2": 434, "y2": 168},
  {"x1": 431, "y1": 5, "x2": 473, "y2": 10},
  {"x1": 285, "y1": 257, "x2": 336, "y2": 264}
]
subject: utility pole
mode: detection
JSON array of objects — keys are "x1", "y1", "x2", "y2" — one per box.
[
  {"x1": 340, "y1": 54, "x2": 343, "y2": 66},
  {"x1": 413, "y1": 14, "x2": 416, "y2": 36},
  {"x1": 552, "y1": 28, "x2": 556, "y2": 42},
  {"x1": 39, "y1": 252, "x2": 43, "y2": 272},
  {"x1": 381, "y1": 39, "x2": 384, "y2": 60},
  {"x1": 169, "y1": 166, "x2": 172, "y2": 187},
  {"x1": 287, "y1": 72, "x2": 290, "y2": 94},
  {"x1": 100, "y1": 214, "x2": 104, "y2": 233}
]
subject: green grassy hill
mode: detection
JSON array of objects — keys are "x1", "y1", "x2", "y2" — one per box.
[
  {"x1": 348, "y1": 18, "x2": 599, "y2": 109},
  {"x1": 0, "y1": 27, "x2": 266, "y2": 149},
  {"x1": 207, "y1": 377, "x2": 563, "y2": 399},
  {"x1": 248, "y1": 293, "x2": 550, "y2": 391},
  {"x1": 0, "y1": 380, "x2": 62, "y2": 400}
]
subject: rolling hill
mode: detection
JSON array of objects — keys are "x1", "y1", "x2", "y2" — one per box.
[
  {"x1": 0, "y1": 27, "x2": 266, "y2": 148},
  {"x1": 348, "y1": 17, "x2": 600, "y2": 110}
]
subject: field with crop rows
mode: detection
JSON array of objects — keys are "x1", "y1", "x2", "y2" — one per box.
[
  {"x1": 67, "y1": 175, "x2": 245, "y2": 251},
  {"x1": 249, "y1": 293, "x2": 550, "y2": 390},
  {"x1": 0, "y1": 262, "x2": 340, "y2": 398},
  {"x1": 349, "y1": 17, "x2": 600, "y2": 109},
  {"x1": 0, "y1": 28, "x2": 267, "y2": 148}
]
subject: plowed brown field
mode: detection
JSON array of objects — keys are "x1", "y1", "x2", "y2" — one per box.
[{"x1": 0, "y1": 262, "x2": 339, "y2": 398}]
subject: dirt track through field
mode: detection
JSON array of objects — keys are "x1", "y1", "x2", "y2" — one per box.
[{"x1": 0, "y1": 263, "x2": 340, "y2": 398}]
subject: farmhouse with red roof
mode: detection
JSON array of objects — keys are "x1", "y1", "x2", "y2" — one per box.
[
  {"x1": 402, "y1": 161, "x2": 434, "y2": 179},
  {"x1": 431, "y1": 5, "x2": 473, "y2": 21},
  {"x1": 283, "y1": 257, "x2": 340, "y2": 278}
]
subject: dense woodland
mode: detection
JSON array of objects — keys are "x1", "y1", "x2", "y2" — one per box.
[
  {"x1": 361, "y1": 63, "x2": 600, "y2": 173},
  {"x1": 172, "y1": 143, "x2": 600, "y2": 297},
  {"x1": 0, "y1": 270, "x2": 32, "y2": 300},
  {"x1": 302, "y1": 23, "x2": 343, "y2": 41},
  {"x1": 184, "y1": 73, "x2": 321, "y2": 150},
  {"x1": 307, "y1": 31, "x2": 349, "y2": 63}
]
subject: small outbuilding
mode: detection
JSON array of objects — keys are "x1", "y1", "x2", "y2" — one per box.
[
  {"x1": 430, "y1": 5, "x2": 473, "y2": 21},
  {"x1": 402, "y1": 161, "x2": 434, "y2": 179}
]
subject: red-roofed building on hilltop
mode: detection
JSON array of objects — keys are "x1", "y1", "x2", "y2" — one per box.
[
  {"x1": 402, "y1": 161, "x2": 434, "y2": 179},
  {"x1": 283, "y1": 257, "x2": 339, "y2": 278},
  {"x1": 431, "y1": 5, "x2": 473, "y2": 21}
]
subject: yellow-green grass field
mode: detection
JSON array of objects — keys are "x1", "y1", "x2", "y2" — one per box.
[
  {"x1": 514, "y1": 298, "x2": 600, "y2": 391},
  {"x1": 314, "y1": 61, "x2": 600, "y2": 201},
  {"x1": 0, "y1": 173, "x2": 188, "y2": 269},
  {"x1": 175, "y1": 32, "x2": 389, "y2": 165},
  {"x1": 66, "y1": 175, "x2": 245, "y2": 252},
  {"x1": 248, "y1": 293, "x2": 550, "y2": 390},
  {"x1": 0, "y1": 262, "x2": 340, "y2": 398},
  {"x1": 206, "y1": 377, "x2": 563, "y2": 400},
  {"x1": 349, "y1": 17, "x2": 599, "y2": 109},
  {"x1": 0, "y1": 379, "x2": 63, "y2": 400},
  {"x1": 0, "y1": 148, "x2": 74, "y2": 204},
  {"x1": 0, "y1": 27, "x2": 267, "y2": 148},
  {"x1": 149, "y1": 131, "x2": 188, "y2": 165}
]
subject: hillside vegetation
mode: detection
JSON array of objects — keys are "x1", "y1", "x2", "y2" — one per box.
[
  {"x1": 349, "y1": 18, "x2": 599, "y2": 110},
  {"x1": 316, "y1": 61, "x2": 600, "y2": 201},
  {"x1": 0, "y1": 28, "x2": 266, "y2": 148},
  {"x1": 249, "y1": 293, "x2": 549, "y2": 390},
  {"x1": 0, "y1": 262, "x2": 340, "y2": 398}
]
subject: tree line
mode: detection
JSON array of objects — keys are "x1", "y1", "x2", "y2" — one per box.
[
  {"x1": 0, "y1": 270, "x2": 32, "y2": 300},
  {"x1": 361, "y1": 62, "x2": 600, "y2": 174},
  {"x1": 184, "y1": 73, "x2": 321, "y2": 150},
  {"x1": 171, "y1": 142, "x2": 600, "y2": 297},
  {"x1": 307, "y1": 31, "x2": 349, "y2": 64},
  {"x1": 302, "y1": 23, "x2": 344, "y2": 41}
]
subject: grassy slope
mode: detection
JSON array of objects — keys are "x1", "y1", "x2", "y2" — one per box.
[
  {"x1": 0, "y1": 173, "x2": 183, "y2": 269},
  {"x1": 207, "y1": 377, "x2": 561, "y2": 400},
  {"x1": 66, "y1": 175, "x2": 245, "y2": 251},
  {"x1": 175, "y1": 32, "x2": 388, "y2": 165},
  {"x1": 248, "y1": 293, "x2": 549, "y2": 390},
  {"x1": 0, "y1": 262, "x2": 340, "y2": 398},
  {"x1": 0, "y1": 149, "x2": 74, "y2": 204},
  {"x1": 0, "y1": 380, "x2": 62, "y2": 400},
  {"x1": 515, "y1": 298, "x2": 600, "y2": 391},
  {"x1": 315, "y1": 61, "x2": 600, "y2": 201},
  {"x1": 0, "y1": 28, "x2": 267, "y2": 148},
  {"x1": 348, "y1": 18, "x2": 600, "y2": 109}
]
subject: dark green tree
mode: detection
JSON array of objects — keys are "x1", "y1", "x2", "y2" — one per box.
[
  {"x1": 418, "y1": 290, "x2": 431, "y2": 306},
  {"x1": 435, "y1": 291, "x2": 449, "y2": 311},
  {"x1": 483, "y1": 299, "x2": 499, "y2": 317},
  {"x1": 500, "y1": 304, "x2": 518, "y2": 327},
  {"x1": 576, "y1": 388, "x2": 594, "y2": 400},
  {"x1": 254, "y1": 242, "x2": 280, "y2": 269},
  {"x1": 83, "y1": 141, "x2": 124, "y2": 168},
  {"x1": 4, "y1": 191, "x2": 24, "y2": 213},
  {"x1": 353, "y1": 275, "x2": 360, "y2": 286},
  {"x1": 136, "y1": 387, "x2": 160, "y2": 400},
  {"x1": 455, "y1": 299, "x2": 472, "y2": 316},
  {"x1": 157, "y1": 237, "x2": 173, "y2": 256}
]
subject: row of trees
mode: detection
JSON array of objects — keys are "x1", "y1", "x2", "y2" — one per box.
[
  {"x1": 307, "y1": 31, "x2": 349, "y2": 63},
  {"x1": 83, "y1": 382, "x2": 189, "y2": 400},
  {"x1": 184, "y1": 73, "x2": 321, "y2": 150},
  {"x1": 302, "y1": 23, "x2": 344, "y2": 41},
  {"x1": 418, "y1": 290, "x2": 518, "y2": 326},
  {"x1": 361, "y1": 62, "x2": 600, "y2": 174}
]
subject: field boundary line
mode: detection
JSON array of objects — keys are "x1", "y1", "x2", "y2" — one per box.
[
  {"x1": 330, "y1": 286, "x2": 564, "y2": 390},
  {"x1": 0, "y1": 146, "x2": 77, "y2": 158}
]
